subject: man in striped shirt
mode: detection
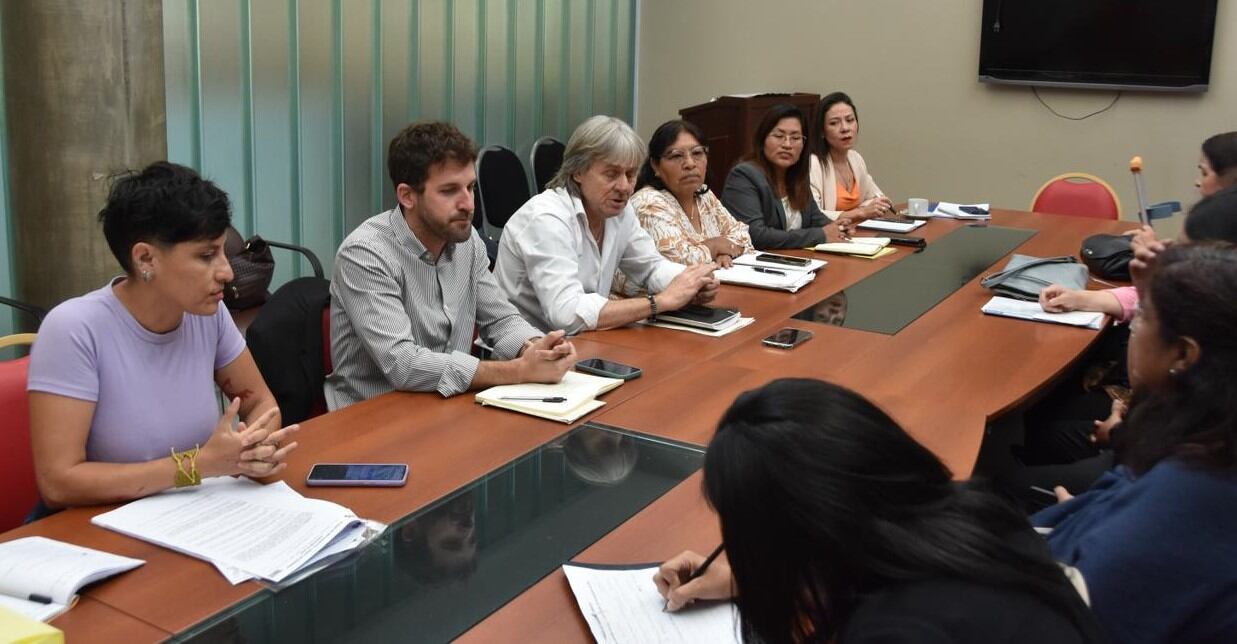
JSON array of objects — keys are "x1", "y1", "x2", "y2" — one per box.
[{"x1": 325, "y1": 122, "x2": 575, "y2": 408}]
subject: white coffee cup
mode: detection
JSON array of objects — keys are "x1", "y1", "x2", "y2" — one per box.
[{"x1": 907, "y1": 198, "x2": 930, "y2": 218}]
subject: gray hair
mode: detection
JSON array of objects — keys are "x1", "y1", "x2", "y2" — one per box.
[{"x1": 546, "y1": 115, "x2": 646, "y2": 196}]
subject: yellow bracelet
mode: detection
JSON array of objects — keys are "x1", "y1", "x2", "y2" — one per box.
[{"x1": 171, "y1": 445, "x2": 202, "y2": 488}]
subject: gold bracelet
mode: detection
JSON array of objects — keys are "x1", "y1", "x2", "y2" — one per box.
[{"x1": 171, "y1": 445, "x2": 202, "y2": 488}]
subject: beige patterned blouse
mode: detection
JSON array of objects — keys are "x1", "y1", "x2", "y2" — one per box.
[{"x1": 613, "y1": 187, "x2": 753, "y2": 295}]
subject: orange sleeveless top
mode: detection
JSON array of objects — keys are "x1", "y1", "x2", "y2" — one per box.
[{"x1": 835, "y1": 171, "x2": 862, "y2": 212}]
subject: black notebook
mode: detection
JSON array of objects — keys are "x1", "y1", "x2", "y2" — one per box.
[{"x1": 657, "y1": 304, "x2": 741, "y2": 330}]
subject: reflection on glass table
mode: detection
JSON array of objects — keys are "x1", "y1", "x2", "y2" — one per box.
[
  {"x1": 171, "y1": 423, "x2": 703, "y2": 644},
  {"x1": 793, "y1": 225, "x2": 1036, "y2": 335}
]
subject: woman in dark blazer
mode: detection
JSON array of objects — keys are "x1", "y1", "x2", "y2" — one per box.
[{"x1": 721, "y1": 104, "x2": 848, "y2": 250}]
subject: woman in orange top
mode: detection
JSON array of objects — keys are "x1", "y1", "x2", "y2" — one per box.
[{"x1": 809, "y1": 92, "x2": 894, "y2": 221}]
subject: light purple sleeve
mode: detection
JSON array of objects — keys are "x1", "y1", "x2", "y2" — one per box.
[
  {"x1": 26, "y1": 302, "x2": 101, "y2": 403},
  {"x1": 1107, "y1": 286, "x2": 1139, "y2": 323},
  {"x1": 213, "y1": 304, "x2": 246, "y2": 370}
]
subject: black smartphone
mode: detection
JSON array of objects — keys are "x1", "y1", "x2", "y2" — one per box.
[
  {"x1": 887, "y1": 235, "x2": 926, "y2": 248},
  {"x1": 959, "y1": 206, "x2": 989, "y2": 215},
  {"x1": 761, "y1": 328, "x2": 813, "y2": 349},
  {"x1": 575, "y1": 358, "x2": 643, "y2": 380},
  {"x1": 306, "y1": 463, "x2": 409, "y2": 487},
  {"x1": 754, "y1": 253, "x2": 811, "y2": 267}
]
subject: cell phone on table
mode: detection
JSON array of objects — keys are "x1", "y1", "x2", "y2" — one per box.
[
  {"x1": 575, "y1": 358, "x2": 643, "y2": 380},
  {"x1": 306, "y1": 463, "x2": 409, "y2": 487},
  {"x1": 754, "y1": 253, "x2": 811, "y2": 267},
  {"x1": 762, "y1": 328, "x2": 813, "y2": 349},
  {"x1": 887, "y1": 235, "x2": 926, "y2": 248},
  {"x1": 959, "y1": 206, "x2": 988, "y2": 215}
]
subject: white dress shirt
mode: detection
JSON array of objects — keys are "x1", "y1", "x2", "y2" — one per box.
[{"x1": 494, "y1": 187, "x2": 685, "y2": 334}]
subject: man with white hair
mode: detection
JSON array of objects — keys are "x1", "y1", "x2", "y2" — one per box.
[{"x1": 494, "y1": 115, "x2": 719, "y2": 334}]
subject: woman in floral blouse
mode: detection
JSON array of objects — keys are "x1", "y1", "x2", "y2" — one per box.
[{"x1": 615, "y1": 120, "x2": 753, "y2": 294}]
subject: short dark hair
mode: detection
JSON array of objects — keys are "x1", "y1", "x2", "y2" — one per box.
[
  {"x1": 1184, "y1": 185, "x2": 1237, "y2": 243},
  {"x1": 1202, "y1": 131, "x2": 1237, "y2": 187},
  {"x1": 387, "y1": 121, "x2": 477, "y2": 193},
  {"x1": 635, "y1": 119, "x2": 708, "y2": 192},
  {"x1": 705, "y1": 379, "x2": 1099, "y2": 642},
  {"x1": 746, "y1": 104, "x2": 811, "y2": 213},
  {"x1": 810, "y1": 91, "x2": 859, "y2": 161},
  {"x1": 97, "y1": 161, "x2": 232, "y2": 274},
  {"x1": 1116, "y1": 242, "x2": 1237, "y2": 474}
]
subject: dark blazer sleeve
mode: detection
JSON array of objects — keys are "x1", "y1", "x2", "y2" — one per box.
[
  {"x1": 803, "y1": 194, "x2": 830, "y2": 230},
  {"x1": 721, "y1": 163, "x2": 826, "y2": 250}
]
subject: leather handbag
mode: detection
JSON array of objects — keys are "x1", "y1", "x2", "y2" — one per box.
[
  {"x1": 980, "y1": 254, "x2": 1088, "y2": 301},
  {"x1": 1080, "y1": 233, "x2": 1133, "y2": 281},
  {"x1": 223, "y1": 227, "x2": 275, "y2": 310}
]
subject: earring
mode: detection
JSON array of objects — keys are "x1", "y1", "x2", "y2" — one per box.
[
  {"x1": 141, "y1": 269, "x2": 152, "y2": 283},
  {"x1": 1168, "y1": 367, "x2": 1180, "y2": 377}
]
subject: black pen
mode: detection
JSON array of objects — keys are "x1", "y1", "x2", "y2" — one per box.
[
  {"x1": 28, "y1": 593, "x2": 53, "y2": 604},
  {"x1": 664, "y1": 542, "x2": 725, "y2": 612},
  {"x1": 500, "y1": 396, "x2": 567, "y2": 403},
  {"x1": 752, "y1": 266, "x2": 785, "y2": 276}
]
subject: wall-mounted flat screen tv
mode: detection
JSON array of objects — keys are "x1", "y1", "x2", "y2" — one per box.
[{"x1": 978, "y1": 0, "x2": 1218, "y2": 92}]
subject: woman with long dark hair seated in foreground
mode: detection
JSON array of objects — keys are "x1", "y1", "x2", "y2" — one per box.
[
  {"x1": 655, "y1": 379, "x2": 1104, "y2": 643},
  {"x1": 1033, "y1": 242, "x2": 1237, "y2": 643}
]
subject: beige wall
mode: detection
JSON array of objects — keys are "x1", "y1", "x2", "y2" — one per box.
[{"x1": 637, "y1": 0, "x2": 1235, "y2": 235}]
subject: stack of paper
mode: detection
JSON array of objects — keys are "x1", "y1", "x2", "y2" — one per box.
[
  {"x1": 857, "y1": 218, "x2": 926, "y2": 233},
  {"x1": 0, "y1": 537, "x2": 144, "y2": 622},
  {"x1": 475, "y1": 370, "x2": 624, "y2": 423},
  {"x1": 981, "y1": 296, "x2": 1105, "y2": 329},
  {"x1": 644, "y1": 316, "x2": 755, "y2": 337},
  {"x1": 718, "y1": 252, "x2": 823, "y2": 292},
  {"x1": 814, "y1": 238, "x2": 892, "y2": 257},
  {"x1": 91, "y1": 478, "x2": 384, "y2": 585},
  {"x1": 932, "y1": 202, "x2": 991, "y2": 219},
  {"x1": 715, "y1": 265, "x2": 815, "y2": 292},
  {"x1": 731, "y1": 253, "x2": 826, "y2": 273},
  {"x1": 563, "y1": 562, "x2": 741, "y2": 644}
]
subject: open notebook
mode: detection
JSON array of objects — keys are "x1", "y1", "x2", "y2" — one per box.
[
  {"x1": 0, "y1": 537, "x2": 144, "y2": 622},
  {"x1": 475, "y1": 370, "x2": 624, "y2": 423},
  {"x1": 813, "y1": 237, "x2": 892, "y2": 257}
]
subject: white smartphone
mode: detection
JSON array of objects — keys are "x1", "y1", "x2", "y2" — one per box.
[
  {"x1": 305, "y1": 463, "x2": 409, "y2": 487},
  {"x1": 762, "y1": 328, "x2": 813, "y2": 349}
]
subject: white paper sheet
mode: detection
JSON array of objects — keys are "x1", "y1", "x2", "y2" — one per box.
[
  {"x1": 91, "y1": 478, "x2": 360, "y2": 583},
  {"x1": 981, "y1": 296, "x2": 1105, "y2": 329},
  {"x1": 563, "y1": 564, "x2": 741, "y2": 644},
  {"x1": 642, "y1": 316, "x2": 755, "y2": 337}
]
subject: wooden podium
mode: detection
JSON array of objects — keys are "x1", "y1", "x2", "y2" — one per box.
[{"x1": 679, "y1": 92, "x2": 819, "y2": 192}]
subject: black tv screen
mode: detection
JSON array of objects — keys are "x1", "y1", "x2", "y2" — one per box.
[{"x1": 978, "y1": 0, "x2": 1218, "y2": 92}]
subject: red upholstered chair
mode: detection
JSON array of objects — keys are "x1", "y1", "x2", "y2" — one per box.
[
  {"x1": 1030, "y1": 173, "x2": 1122, "y2": 220},
  {"x1": 0, "y1": 333, "x2": 38, "y2": 531}
]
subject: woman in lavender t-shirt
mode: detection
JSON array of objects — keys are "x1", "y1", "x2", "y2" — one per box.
[{"x1": 26, "y1": 162, "x2": 299, "y2": 513}]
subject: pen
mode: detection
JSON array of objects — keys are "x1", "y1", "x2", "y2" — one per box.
[
  {"x1": 28, "y1": 593, "x2": 53, "y2": 604},
  {"x1": 1029, "y1": 485, "x2": 1059, "y2": 500},
  {"x1": 752, "y1": 266, "x2": 785, "y2": 276},
  {"x1": 500, "y1": 396, "x2": 567, "y2": 403},
  {"x1": 664, "y1": 542, "x2": 725, "y2": 612}
]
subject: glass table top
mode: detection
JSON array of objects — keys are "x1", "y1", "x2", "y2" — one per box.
[
  {"x1": 171, "y1": 423, "x2": 703, "y2": 644},
  {"x1": 793, "y1": 224, "x2": 1037, "y2": 334}
]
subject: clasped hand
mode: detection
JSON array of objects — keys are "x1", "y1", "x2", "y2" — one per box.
[
  {"x1": 200, "y1": 397, "x2": 300, "y2": 479},
  {"x1": 517, "y1": 330, "x2": 577, "y2": 383}
]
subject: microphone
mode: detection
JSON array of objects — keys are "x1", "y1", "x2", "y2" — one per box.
[{"x1": 1128, "y1": 156, "x2": 1149, "y2": 226}]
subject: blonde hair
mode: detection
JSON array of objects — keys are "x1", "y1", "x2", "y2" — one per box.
[{"x1": 547, "y1": 115, "x2": 646, "y2": 196}]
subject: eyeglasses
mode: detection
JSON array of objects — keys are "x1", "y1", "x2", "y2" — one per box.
[
  {"x1": 661, "y1": 146, "x2": 708, "y2": 165},
  {"x1": 769, "y1": 132, "x2": 804, "y2": 145}
]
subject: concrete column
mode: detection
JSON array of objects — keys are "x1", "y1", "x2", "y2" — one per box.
[{"x1": 2, "y1": 0, "x2": 166, "y2": 310}]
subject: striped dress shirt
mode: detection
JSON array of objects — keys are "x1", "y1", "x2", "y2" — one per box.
[{"x1": 324, "y1": 208, "x2": 540, "y2": 408}]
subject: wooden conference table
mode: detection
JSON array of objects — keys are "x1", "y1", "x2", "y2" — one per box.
[{"x1": 2, "y1": 209, "x2": 1131, "y2": 642}]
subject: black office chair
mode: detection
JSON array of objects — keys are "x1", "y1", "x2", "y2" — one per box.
[
  {"x1": 476, "y1": 145, "x2": 532, "y2": 232},
  {"x1": 529, "y1": 136, "x2": 565, "y2": 194}
]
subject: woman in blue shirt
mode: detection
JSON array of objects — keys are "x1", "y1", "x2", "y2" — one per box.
[{"x1": 1034, "y1": 241, "x2": 1237, "y2": 643}]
